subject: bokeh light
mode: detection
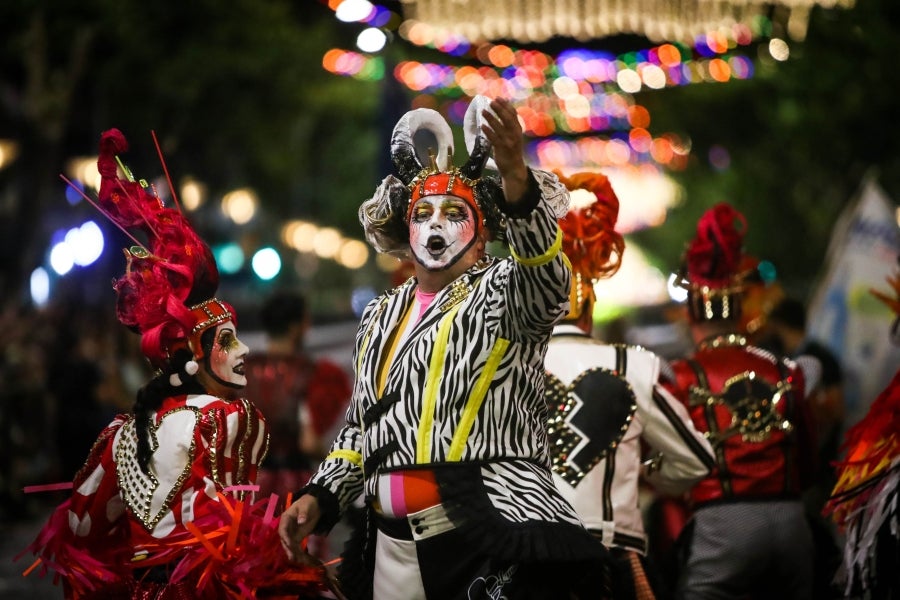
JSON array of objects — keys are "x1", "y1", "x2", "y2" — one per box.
[
  {"x1": 313, "y1": 227, "x2": 342, "y2": 259},
  {"x1": 251, "y1": 247, "x2": 282, "y2": 280},
  {"x1": 216, "y1": 242, "x2": 245, "y2": 274},
  {"x1": 768, "y1": 37, "x2": 790, "y2": 61},
  {"x1": 30, "y1": 267, "x2": 50, "y2": 307},
  {"x1": 49, "y1": 242, "x2": 74, "y2": 275},
  {"x1": 337, "y1": 239, "x2": 370, "y2": 269},
  {"x1": 0, "y1": 139, "x2": 20, "y2": 170},
  {"x1": 709, "y1": 145, "x2": 731, "y2": 171},
  {"x1": 335, "y1": 0, "x2": 374, "y2": 23},
  {"x1": 180, "y1": 179, "x2": 205, "y2": 211},
  {"x1": 67, "y1": 221, "x2": 105, "y2": 267},
  {"x1": 357, "y1": 27, "x2": 387, "y2": 53},
  {"x1": 221, "y1": 188, "x2": 257, "y2": 225}
]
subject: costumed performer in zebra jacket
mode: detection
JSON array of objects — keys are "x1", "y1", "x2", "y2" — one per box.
[
  {"x1": 279, "y1": 96, "x2": 612, "y2": 599},
  {"x1": 544, "y1": 171, "x2": 715, "y2": 600}
]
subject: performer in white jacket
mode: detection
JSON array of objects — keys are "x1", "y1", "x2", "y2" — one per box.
[{"x1": 544, "y1": 171, "x2": 715, "y2": 600}]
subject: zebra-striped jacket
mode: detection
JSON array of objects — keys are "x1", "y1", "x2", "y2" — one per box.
[{"x1": 307, "y1": 172, "x2": 603, "y2": 559}]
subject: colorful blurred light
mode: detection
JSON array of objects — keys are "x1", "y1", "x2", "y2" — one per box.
[
  {"x1": 49, "y1": 242, "x2": 74, "y2": 275},
  {"x1": 67, "y1": 221, "x2": 104, "y2": 267},
  {"x1": 709, "y1": 145, "x2": 731, "y2": 171},
  {"x1": 324, "y1": 0, "x2": 765, "y2": 176},
  {"x1": 251, "y1": 247, "x2": 282, "y2": 281},
  {"x1": 30, "y1": 267, "x2": 50, "y2": 307},
  {"x1": 357, "y1": 27, "x2": 387, "y2": 53},
  {"x1": 216, "y1": 242, "x2": 245, "y2": 274},
  {"x1": 335, "y1": 0, "x2": 374, "y2": 23}
]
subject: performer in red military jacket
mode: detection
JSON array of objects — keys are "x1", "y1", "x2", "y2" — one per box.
[{"x1": 662, "y1": 203, "x2": 820, "y2": 600}]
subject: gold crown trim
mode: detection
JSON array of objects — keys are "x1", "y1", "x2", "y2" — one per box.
[
  {"x1": 189, "y1": 298, "x2": 232, "y2": 334},
  {"x1": 407, "y1": 167, "x2": 480, "y2": 193}
]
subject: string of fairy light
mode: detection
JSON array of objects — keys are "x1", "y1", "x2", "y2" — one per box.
[
  {"x1": 315, "y1": 0, "x2": 805, "y2": 312},
  {"x1": 321, "y1": 0, "x2": 781, "y2": 173}
]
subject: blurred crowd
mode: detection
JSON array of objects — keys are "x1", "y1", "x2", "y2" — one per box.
[{"x1": 0, "y1": 297, "x2": 152, "y2": 522}]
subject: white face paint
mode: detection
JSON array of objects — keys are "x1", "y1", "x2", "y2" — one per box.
[
  {"x1": 199, "y1": 321, "x2": 248, "y2": 397},
  {"x1": 409, "y1": 195, "x2": 478, "y2": 271}
]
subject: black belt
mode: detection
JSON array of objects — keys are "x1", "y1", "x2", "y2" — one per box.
[
  {"x1": 374, "y1": 512, "x2": 414, "y2": 540},
  {"x1": 374, "y1": 510, "x2": 442, "y2": 541}
]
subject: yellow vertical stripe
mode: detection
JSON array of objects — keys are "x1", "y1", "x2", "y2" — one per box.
[
  {"x1": 447, "y1": 338, "x2": 510, "y2": 461},
  {"x1": 356, "y1": 317, "x2": 376, "y2": 374},
  {"x1": 377, "y1": 302, "x2": 414, "y2": 397},
  {"x1": 416, "y1": 303, "x2": 462, "y2": 464}
]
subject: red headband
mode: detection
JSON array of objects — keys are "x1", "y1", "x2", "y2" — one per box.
[
  {"x1": 408, "y1": 170, "x2": 483, "y2": 223},
  {"x1": 171, "y1": 298, "x2": 236, "y2": 361}
]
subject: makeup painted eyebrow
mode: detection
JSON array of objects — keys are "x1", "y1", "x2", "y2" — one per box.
[
  {"x1": 217, "y1": 327, "x2": 236, "y2": 340},
  {"x1": 439, "y1": 199, "x2": 468, "y2": 211}
]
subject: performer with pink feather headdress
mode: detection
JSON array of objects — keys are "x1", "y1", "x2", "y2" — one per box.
[{"x1": 18, "y1": 129, "x2": 339, "y2": 599}]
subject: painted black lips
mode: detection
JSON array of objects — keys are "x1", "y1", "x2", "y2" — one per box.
[{"x1": 426, "y1": 236, "x2": 447, "y2": 255}]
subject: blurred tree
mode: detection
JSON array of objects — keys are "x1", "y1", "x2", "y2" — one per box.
[
  {"x1": 1, "y1": 0, "x2": 897, "y2": 312},
  {"x1": 0, "y1": 0, "x2": 386, "y2": 306},
  {"x1": 634, "y1": 0, "x2": 900, "y2": 295}
]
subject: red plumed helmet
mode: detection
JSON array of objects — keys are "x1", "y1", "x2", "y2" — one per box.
[
  {"x1": 97, "y1": 128, "x2": 232, "y2": 369},
  {"x1": 678, "y1": 202, "x2": 756, "y2": 322},
  {"x1": 684, "y1": 202, "x2": 746, "y2": 288}
]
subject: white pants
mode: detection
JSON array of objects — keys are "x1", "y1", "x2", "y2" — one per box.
[{"x1": 372, "y1": 503, "x2": 456, "y2": 600}]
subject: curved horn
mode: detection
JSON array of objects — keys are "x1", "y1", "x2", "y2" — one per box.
[
  {"x1": 390, "y1": 108, "x2": 454, "y2": 185},
  {"x1": 462, "y1": 95, "x2": 497, "y2": 178}
]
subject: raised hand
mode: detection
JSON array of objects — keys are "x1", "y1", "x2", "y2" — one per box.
[{"x1": 481, "y1": 97, "x2": 529, "y2": 205}]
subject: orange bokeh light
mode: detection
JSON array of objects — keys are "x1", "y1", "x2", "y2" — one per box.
[
  {"x1": 627, "y1": 105, "x2": 651, "y2": 129},
  {"x1": 708, "y1": 58, "x2": 731, "y2": 82},
  {"x1": 657, "y1": 44, "x2": 682, "y2": 67}
]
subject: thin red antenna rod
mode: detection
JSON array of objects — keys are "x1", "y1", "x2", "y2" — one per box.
[
  {"x1": 111, "y1": 177, "x2": 161, "y2": 241},
  {"x1": 59, "y1": 174, "x2": 148, "y2": 251},
  {"x1": 151, "y1": 130, "x2": 182, "y2": 212}
]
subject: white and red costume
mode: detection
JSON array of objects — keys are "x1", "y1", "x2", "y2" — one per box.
[{"x1": 20, "y1": 129, "x2": 334, "y2": 600}]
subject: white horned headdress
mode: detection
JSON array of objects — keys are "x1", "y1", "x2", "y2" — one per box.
[{"x1": 359, "y1": 95, "x2": 569, "y2": 256}]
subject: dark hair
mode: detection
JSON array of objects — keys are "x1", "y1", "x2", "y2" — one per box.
[
  {"x1": 133, "y1": 327, "x2": 214, "y2": 474},
  {"x1": 767, "y1": 298, "x2": 807, "y2": 330},
  {"x1": 259, "y1": 291, "x2": 308, "y2": 336}
]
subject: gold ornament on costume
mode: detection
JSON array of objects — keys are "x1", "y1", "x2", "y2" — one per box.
[{"x1": 689, "y1": 368, "x2": 794, "y2": 444}]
